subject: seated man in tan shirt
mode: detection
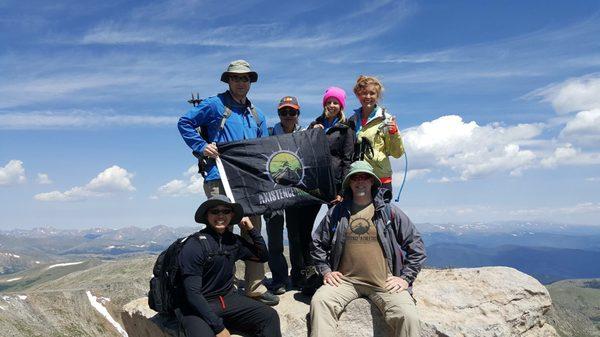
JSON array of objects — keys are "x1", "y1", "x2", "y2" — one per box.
[{"x1": 310, "y1": 161, "x2": 427, "y2": 337}]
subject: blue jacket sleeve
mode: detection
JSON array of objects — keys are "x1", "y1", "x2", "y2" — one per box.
[{"x1": 177, "y1": 101, "x2": 215, "y2": 154}]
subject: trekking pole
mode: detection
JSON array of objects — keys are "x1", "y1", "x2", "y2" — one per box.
[{"x1": 188, "y1": 93, "x2": 202, "y2": 107}]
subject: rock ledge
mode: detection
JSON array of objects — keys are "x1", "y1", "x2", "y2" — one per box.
[{"x1": 122, "y1": 267, "x2": 558, "y2": 337}]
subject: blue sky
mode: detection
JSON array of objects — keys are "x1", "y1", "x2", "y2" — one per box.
[{"x1": 1, "y1": 0, "x2": 600, "y2": 229}]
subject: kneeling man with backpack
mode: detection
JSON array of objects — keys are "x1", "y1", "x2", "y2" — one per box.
[{"x1": 174, "y1": 195, "x2": 281, "y2": 337}]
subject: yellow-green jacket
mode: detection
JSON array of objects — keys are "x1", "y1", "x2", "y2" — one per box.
[{"x1": 351, "y1": 106, "x2": 404, "y2": 180}]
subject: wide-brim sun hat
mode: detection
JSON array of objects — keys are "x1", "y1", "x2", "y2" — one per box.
[
  {"x1": 195, "y1": 195, "x2": 244, "y2": 225},
  {"x1": 220, "y1": 59, "x2": 258, "y2": 83},
  {"x1": 342, "y1": 160, "x2": 382, "y2": 194}
]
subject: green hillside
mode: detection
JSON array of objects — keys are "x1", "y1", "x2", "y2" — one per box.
[
  {"x1": 0, "y1": 256, "x2": 155, "y2": 337},
  {"x1": 546, "y1": 278, "x2": 600, "y2": 337},
  {"x1": 0, "y1": 260, "x2": 102, "y2": 293}
]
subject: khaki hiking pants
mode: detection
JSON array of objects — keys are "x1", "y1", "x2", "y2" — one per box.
[
  {"x1": 203, "y1": 179, "x2": 268, "y2": 297},
  {"x1": 310, "y1": 278, "x2": 420, "y2": 337}
]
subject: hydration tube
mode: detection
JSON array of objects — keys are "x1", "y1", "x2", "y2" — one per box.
[{"x1": 395, "y1": 150, "x2": 408, "y2": 203}]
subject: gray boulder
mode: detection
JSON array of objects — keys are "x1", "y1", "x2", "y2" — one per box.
[{"x1": 122, "y1": 267, "x2": 557, "y2": 337}]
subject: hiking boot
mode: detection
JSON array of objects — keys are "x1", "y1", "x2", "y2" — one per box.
[{"x1": 250, "y1": 291, "x2": 279, "y2": 306}]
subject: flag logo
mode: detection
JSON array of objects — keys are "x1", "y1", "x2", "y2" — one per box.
[
  {"x1": 217, "y1": 129, "x2": 336, "y2": 215},
  {"x1": 266, "y1": 150, "x2": 304, "y2": 186}
]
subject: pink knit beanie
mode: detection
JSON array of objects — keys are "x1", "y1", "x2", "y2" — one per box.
[{"x1": 322, "y1": 86, "x2": 346, "y2": 109}]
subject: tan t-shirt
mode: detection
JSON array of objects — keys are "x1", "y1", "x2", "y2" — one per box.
[{"x1": 338, "y1": 203, "x2": 390, "y2": 288}]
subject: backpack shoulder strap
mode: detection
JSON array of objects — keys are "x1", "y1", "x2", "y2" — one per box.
[
  {"x1": 191, "y1": 231, "x2": 211, "y2": 249},
  {"x1": 352, "y1": 112, "x2": 360, "y2": 128},
  {"x1": 249, "y1": 106, "x2": 260, "y2": 125},
  {"x1": 222, "y1": 106, "x2": 233, "y2": 123},
  {"x1": 214, "y1": 106, "x2": 233, "y2": 141},
  {"x1": 379, "y1": 202, "x2": 393, "y2": 228},
  {"x1": 383, "y1": 203, "x2": 402, "y2": 242},
  {"x1": 215, "y1": 105, "x2": 259, "y2": 137},
  {"x1": 194, "y1": 102, "x2": 233, "y2": 141},
  {"x1": 184, "y1": 231, "x2": 212, "y2": 262},
  {"x1": 329, "y1": 204, "x2": 344, "y2": 237}
]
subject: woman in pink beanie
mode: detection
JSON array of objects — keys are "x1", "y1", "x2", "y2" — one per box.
[{"x1": 308, "y1": 87, "x2": 356, "y2": 205}]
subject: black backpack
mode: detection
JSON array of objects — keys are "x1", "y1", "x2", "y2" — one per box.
[{"x1": 148, "y1": 232, "x2": 205, "y2": 316}]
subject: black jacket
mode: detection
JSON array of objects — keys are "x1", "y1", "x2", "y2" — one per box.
[
  {"x1": 308, "y1": 116, "x2": 356, "y2": 195},
  {"x1": 178, "y1": 226, "x2": 268, "y2": 333}
]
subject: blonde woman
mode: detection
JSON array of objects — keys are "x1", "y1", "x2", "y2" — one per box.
[
  {"x1": 308, "y1": 87, "x2": 356, "y2": 204},
  {"x1": 350, "y1": 76, "x2": 404, "y2": 192}
]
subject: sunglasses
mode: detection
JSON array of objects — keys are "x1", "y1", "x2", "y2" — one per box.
[
  {"x1": 278, "y1": 109, "x2": 299, "y2": 117},
  {"x1": 350, "y1": 173, "x2": 372, "y2": 181},
  {"x1": 208, "y1": 208, "x2": 233, "y2": 215},
  {"x1": 230, "y1": 76, "x2": 250, "y2": 83}
]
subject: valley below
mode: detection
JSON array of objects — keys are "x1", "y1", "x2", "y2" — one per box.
[{"x1": 1, "y1": 222, "x2": 599, "y2": 336}]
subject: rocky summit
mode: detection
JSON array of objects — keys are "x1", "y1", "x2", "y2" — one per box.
[{"x1": 122, "y1": 266, "x2": 557, "y2": 337}]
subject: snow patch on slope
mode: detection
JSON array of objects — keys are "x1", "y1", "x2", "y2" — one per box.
[
  {"x1": 86, "y1": 290, "x2": 128, "y2": 337},
  {"x1": 47, "y1": 261, "x2": 83, "y2": 269}
]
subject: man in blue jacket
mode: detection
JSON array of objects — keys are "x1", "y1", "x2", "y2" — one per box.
[{"x1": 178, "y1": 60, "x2": 278, "y2": 305}]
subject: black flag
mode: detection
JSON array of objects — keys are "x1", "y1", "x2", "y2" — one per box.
[{"x1": 218, "y1": 129, "x2": 336, "y2": 215}]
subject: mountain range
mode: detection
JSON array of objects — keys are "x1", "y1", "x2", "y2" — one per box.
[
  {"x1": 0, "y1": 225, "x2": 194, "y2": 276},
  {"x1": 1, "y1": 221, "x2": 599, "y2": 337},
  {"x1": 1, "y1": 221, "x2": 599, "y2": 284}
]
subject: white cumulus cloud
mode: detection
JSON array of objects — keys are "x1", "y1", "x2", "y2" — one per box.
[
  {"x1": 402, "y1": 115, "x2": 541, "y2": 180},
  {"x1": 34, "y1": 165, "x2": 135, "y2": 201},
  {"x1": 526, "y1": 73, "x2": 600, "y2": 167},
  {"x1": 541, "y1": 144, "x2": 600, "y2": 168},
  {"x1": 36, "y1": 173, "x2": 52, "y2": 185},
  {"x1": 154, "y1": 165, "x2": 203, "y2": 197},
  {"x1": 0, "y1": 160, "x2": 26, "y2": 186},
  {"x1": 529, "y1": 73, "x2": 600, "y2": 114},
  {"x1": 559, "y1": 109, "x2": 600, "y2": 146}
]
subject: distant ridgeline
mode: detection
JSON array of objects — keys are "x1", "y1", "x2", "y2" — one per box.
[
  {"x1": 420, "y1": 222, "x2": 600, "y2": 284},
  {"x1": 1, "y1": 222, "x2": 600, "y2": 284},
  {"x1": 0, "y1": 226, "x2": 195, "y2": 276}
]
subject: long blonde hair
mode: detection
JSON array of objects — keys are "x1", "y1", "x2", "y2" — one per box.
[{"x1": 323, "y1": 107, "x2": 346, "y2": 123}]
